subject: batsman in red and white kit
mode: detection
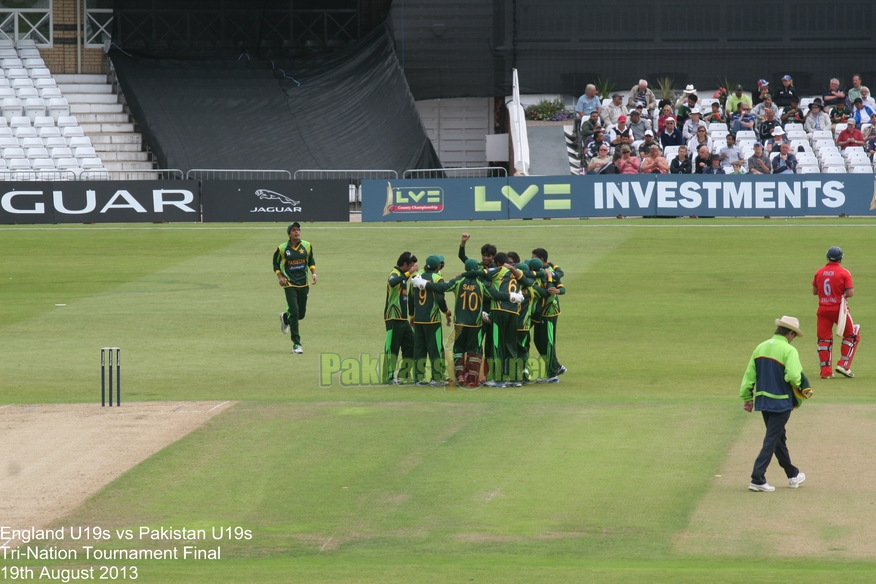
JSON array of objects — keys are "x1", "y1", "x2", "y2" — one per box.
[{"x1": 812, "y1": 246, "x2": 859, "y2": 379}]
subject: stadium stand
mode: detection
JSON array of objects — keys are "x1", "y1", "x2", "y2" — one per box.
[
  {"x1": 0, "y1": 43, "x2": 113, "y2": 180},
  {"x1": 109, "y1": 24, "x2": 440, "y2": 175}
]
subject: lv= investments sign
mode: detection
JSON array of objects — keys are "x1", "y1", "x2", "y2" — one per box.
[{"x1": 362, "y1": 175, "x2": 876, "y2": 221}]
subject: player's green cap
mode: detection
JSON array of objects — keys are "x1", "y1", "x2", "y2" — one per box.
[
  {"x1": 529, "y1": 258, "x2": 543, "y2": 271},
  {"x1": 286, "y1": 222, "x2": 301, "y2": 233},
  {"x1": 464, "y1": 259, "x2": 479, "y2": 271},
  {"x1": 425, "y1": 254, "x2": 444, "y2": 270}
]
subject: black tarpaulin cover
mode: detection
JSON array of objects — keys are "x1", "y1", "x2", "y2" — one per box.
[{"x1": 109, "y1": 24, "x2": 440, "y2": 174}]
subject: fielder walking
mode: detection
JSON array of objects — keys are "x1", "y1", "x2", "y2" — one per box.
[
  {"x1": 812, "y1": 246, "x2": 859, "y2": 378},
  {"x1": 740, "y1": 316, "x2": 811, "y2": 492},
  {"x1": 273, "y1": 222, "x2": 316, "y2": 354}
]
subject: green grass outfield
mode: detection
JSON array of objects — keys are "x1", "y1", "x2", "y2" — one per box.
[{"x1": 1, "y1": 218, "x2": 875, "y2": 583}]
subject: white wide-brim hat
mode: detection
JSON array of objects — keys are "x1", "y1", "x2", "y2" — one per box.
[
  {"x1": 683, "y1": 84, "x2": 697, "y2": 93},
  {"x1": 775, "y1": 316, "x2": 803, "y2": 337}
]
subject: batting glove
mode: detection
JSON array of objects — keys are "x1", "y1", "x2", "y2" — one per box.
[
  {"x1": 411, "y1": 275, "x2": 428, "y2": 290},
  {"x1": 482, "y1": 311, "x2": 491, "y2": 324},
  {"x1": 509, "y1": 292, "x2": 524, "y2": 304}
]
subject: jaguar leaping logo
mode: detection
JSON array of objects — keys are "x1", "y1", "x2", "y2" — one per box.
[{"x1": 256, "y1": 189, "x2": 300, "y2": 206}]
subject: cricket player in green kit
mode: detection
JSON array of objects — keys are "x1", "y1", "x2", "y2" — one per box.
[
  {"x1": 383, "y1": 252, "x2": 418, "y2": 384},
  {"x1": 486, "y1": 252, "x2": 525, "y2": 387},
  {"x1": 273, "y1": 222, "x2": 316, "y2": 354},
  {"x1": 414, "y1": 258, "x2": 508, "y2": 387},
  {"x1": 530, "y1": 257, "x2": 565, "y2": 382},
  {"x1": 408, "y1": 255, "x2": 452, "y2": 386}
]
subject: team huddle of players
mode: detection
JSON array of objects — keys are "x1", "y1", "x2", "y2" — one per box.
[{"x1": 383, "y1": 233, "x2": 566, "y2": 388}]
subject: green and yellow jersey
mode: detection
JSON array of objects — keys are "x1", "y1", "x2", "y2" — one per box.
[
  {"x1": 385, "y1": 266, "x2": 413, "y2": 321},
  {"x1": 487, "y1": 266, "x2": 520, "y2": 315},
  {"x1": 273, "y1": 240, "x2": 314, "y2": 288},
  {"x1": 408, "y1": 270, "x2": 450, "y2": 324},
  {"x1": 532, "y1": 267, "x2": 565, "y2": 320}
]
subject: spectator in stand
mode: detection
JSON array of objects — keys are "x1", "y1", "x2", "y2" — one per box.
[
  {"x1": 634, "y1": 101, "x2": 653, "y2": 125},
  {"x1": 703, "y1": 154, "x2": 726, "y2": 174},
  {"x1": 627, "y1": 80, "x2": 657, "y2": 115},
  {"x1": 719, "y1": 133, "x2": 745, "y2": 163},
  {"x1": 864, "y1": 113, "x2": 876, "y2": 141},
  {"x1": 848, "y1": 74, "x2": 863, "y2": 105},
  {"x1": 586, "y1": 144, "x2": 612, "y2": 174},
  {"x1": 578, "y1": 110, "x2": 600, "y2": 158},
  {"x1": 637, "y1": 130, "x2": 661, "y2": 158},
  {"x1": 675, "y1": 91, "x2": 699, "y2": 131},
  {"x1": 705, "y1": 101, "x2": 727, "y2": 126},
  {"x1": 584, "y1": 128, "x2": 608, "y2": 161},
  {"x1": 657, "y1": 104, "x2": 674, "y2": 135},
  {"x1": 694, "y1": 144, "x2": 712, "y2": 174},
  {"x1": 730, "y1": 159, "x2": 747, "y2": 174},
  {"x1": 850, "y1": 98, "x2": 875, "y2": 126},
  {"x1": 772, "y1": 142, "x2": 798, "y2": 174},
  {"x1": 727, "y1": 84, "x2": 753, "y2": 115},
  {"x1": 575, "y1": 84, "x2": 602, "y2": 136},
  {"x1": 601, "y1": 93, "x2": 628, "y2": 129},
  {"x1": 660, "y1": 117, "x2": 684, "y2": 148},
  {"x1": 748, "y1": 142, "x2": 772, "y2": 174},
  {"x1": 860, "y1": 86, "x2": 876, "y2": 109},
  {"x1": 752, "y1": 94, "x2": 780, "y2": 125},
  {"x1": 765, "y1": 126, "x2": 789, "y2": 154},
  {"x1": 804, "y1": 99, "x2": 830, "y2": 139},
  {"x1": 731, "y1": 104, "x2": 756, "y2": 134},
  {"x1": 627, "y1": 108, "x2": 649, "y2": 146},
  {"x1": 687, "y1": 125, "x2": 712, "y2": 156},
  {"x1": 682, "y1": 107, "x2": 706, "y2": 141},
  {"x1": 753, "y1": 79, "x2": 770, "y2": 106},
  {"x1": 866, "y1": 130, "x2": 876, "y2": 159},
  {"x1": 830, "y1": 101, "x2": 850, "y2": 131},
  {"x1": 640, "y1": 144, "x2": 669, "y2": 174},
  {"x1": 758, "y1": 108, "x2": 781, "y2": 143},
  {"x1": 615, "y1": 145, "x2": 641, "y2": 174},
  {"x1": 823, "y1": 78, "x2": 846, "y2": 108},
  {"x1": 836, "y1": 119, "x2": 865, "y2": 150},
  {"x1": 670, "y1": 145, "x2": 692, "y2": 174},
  {"x1": 774, "y1": 75, "x2": 798, "y2": 108},
  {"x1": 781, "y1": 96, "x2": 806, "y2": 126},
  {"x1": 675, "y1": 85, "x2": 697, "y2": 120},
  {"x1": 603, "y1": 150, "x2": 622, "y2": 174},
  {"x1": 608, "y1": 116, "x2": 634, "y2": 151}
]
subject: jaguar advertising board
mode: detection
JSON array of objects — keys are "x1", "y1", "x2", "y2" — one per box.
[
  {"x1": 201, "y1": 180, "x2": 350, "y2": 222},
  {"x1": 0, "y1": 181, "x2": 200, "y2": 224}
]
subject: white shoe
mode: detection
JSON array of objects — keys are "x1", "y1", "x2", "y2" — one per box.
[
  {"x1": 748, "y1": 482, "x2": 775, "y2": 492},
  {"x1": 788, "y1": 472, "x2": 806, "y2": 488},
  {"x1": 836, "y1": 365, "x2": 854, "y2": 378},
  {"x1": 292, "y1": 344, "x2": 303, "y2": 354},
  {"x1": 279, "y1": 313, "x2": 290, "y2": 335}
]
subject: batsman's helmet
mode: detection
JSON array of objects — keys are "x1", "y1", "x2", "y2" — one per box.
[{"x1": 826, "y1": 246, "x2": 844, "y2": 262}]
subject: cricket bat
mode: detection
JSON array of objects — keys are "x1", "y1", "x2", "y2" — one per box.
[
  {"x1": 443, "y1": 323, "x2": 460, "y2": 391},
  {"x1": 836, "y1": 296, "x2": 850, "y2": 337}
]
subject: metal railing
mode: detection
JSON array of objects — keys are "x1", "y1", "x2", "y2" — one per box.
[
  {"x1": 402, "y1": 167, "x2": 507, "y2": 179},
  {"x1": 0, "y1": 169, "x2": 184, "y2": 181},
  {"x1": 0, "y1": 170, "x2": 77, "y2": 181},
  {"x1": 293, "y1": 170, "x2": 398, "y2": 213},
  {"x1": 186, "y1": 169, "x2": 292, "y2": 181},
  {"x1": 80, "y1": 169, "x2": 185, "y2": 181},
  {"x1": 293, "y1": 169, "x2": 398, "y2": 180}
]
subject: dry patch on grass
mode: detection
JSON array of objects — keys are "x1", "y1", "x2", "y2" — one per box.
[
  {"x1": 0, "y1": 401, "x2": 234, "y2": 546},
  {"x1": 674, "y1": 403, "x2": 876, "y2": 559}
]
